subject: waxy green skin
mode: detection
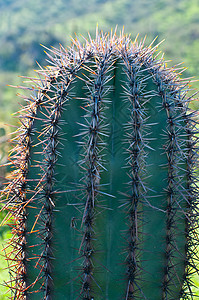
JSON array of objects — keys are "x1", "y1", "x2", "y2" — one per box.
[
  {"x1": 3, "y1": 33, "x2": 198, "y2": 300},
  {"x1": 25, "y1": 65, "x2": 186, "y2": 299}
]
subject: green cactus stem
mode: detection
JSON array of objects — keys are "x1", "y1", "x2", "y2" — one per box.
[{"x1": 1, "y1": 29, "x2": 199, "y2": 300}]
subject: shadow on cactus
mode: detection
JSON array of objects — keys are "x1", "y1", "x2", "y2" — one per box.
[{"x1": 1, "y1": 28, "x2": 199, "y2": 300}]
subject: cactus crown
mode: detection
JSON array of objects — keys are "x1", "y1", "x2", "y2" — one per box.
[{"x1": 1, "y1": 29, "x2": 199, "y2": 299}]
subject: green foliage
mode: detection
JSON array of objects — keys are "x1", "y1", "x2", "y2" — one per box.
[
  {"x1": 0, "y1": 0, "x2": 197, "y2": 152},
  {"x1": 0, "y1": 0, "x2": 199, "y2": 81},
  {"x1": 0, "y1": 0, "x2": 199, "y2": 131},
  {"x1": 0, "y1": 216, "x2": 12, "y2": 299},
  {"x1": 1, "y1": 31, "x2": 198, "y2": 299}
]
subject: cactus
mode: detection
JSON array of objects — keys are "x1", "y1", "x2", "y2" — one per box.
[{"x1": 1, "y1": 29, "x2": 199, "y2": 300}]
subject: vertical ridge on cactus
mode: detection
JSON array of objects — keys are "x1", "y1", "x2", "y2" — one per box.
[
  {"x1": 1, "y1": 29, "x2": 198, "y2": 299},
  {"x1": 120, "y1": 50, "x2": 147, "y2": 298}
]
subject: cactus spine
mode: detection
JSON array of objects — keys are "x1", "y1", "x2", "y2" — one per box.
[{"x1": 1, "y1": 29, "x2": 199, "y2": 299}]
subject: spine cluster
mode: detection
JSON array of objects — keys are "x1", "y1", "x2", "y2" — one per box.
[
  {"x1": 147, "y1": 58, "x2": 199, "y2": 298},
  {"x1": 27, "y1": 50, "x2": 89, "y2": 298},
  {"x1": 158, "y1": 78, "x2": 179, "y2": 298},
  {"x1": 1, "y1": 77, "x2": 52, "y2": 298},
  {"x1": 37, "y1": 76, "x2": 71, "y2": 298},
  {"x1": 79, "y1": 47, "x2": 113, "y2": 299},
  {"x1": 121, "y1": 51, "x2": 145, "y2": 299}
]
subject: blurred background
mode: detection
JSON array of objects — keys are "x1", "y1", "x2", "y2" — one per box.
[{"x1": 0, "y1": 0, "x2": 198, "y2": 298}]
